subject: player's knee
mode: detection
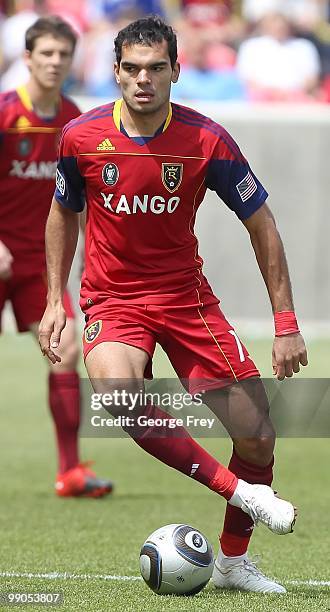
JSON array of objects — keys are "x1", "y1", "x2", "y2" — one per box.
[
  {"x1": 58, "y1": 341, "x2": 80, "y2": 370},
  {"x1": 94, "y1": 379, "x2": 144, "y2": 420},
  {"x1": 237, "y1": 435, "x2": 275, "y2": 467}
]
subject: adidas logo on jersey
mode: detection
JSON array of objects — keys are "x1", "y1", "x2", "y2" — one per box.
[{"x1": 97, "y1": 138, "x2": 115, "y2": 151}]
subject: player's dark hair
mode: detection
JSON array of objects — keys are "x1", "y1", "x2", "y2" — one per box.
[
  {"x1": 114, "y1": 16, "x2": 177, "y2": 69},
  {"x1": 25, "y1": 16, "x2": 77, "y2": 53}
]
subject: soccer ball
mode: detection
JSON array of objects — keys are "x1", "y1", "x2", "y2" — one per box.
[{"x1": 139, "y1": 523, "x2": 214, "y2": 595}]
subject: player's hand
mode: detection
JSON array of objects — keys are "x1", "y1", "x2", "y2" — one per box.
[
  {"x1": 0, "y1": 240, "x2": 13, "y2": 280},
  {"x1": 38, "y1": 303, "x2": 66, "y2": 364},
  {"x1": 272, "y1": 333, "x2": 308, "y2": 380}
]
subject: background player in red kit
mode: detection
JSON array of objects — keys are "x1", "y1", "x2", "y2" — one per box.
[
  {"x1": 0, "y1": 16, "x2": 113, "y2": 498},
  {"x1": 39, "y1": 17, "x2": 308, "y2": 592}
]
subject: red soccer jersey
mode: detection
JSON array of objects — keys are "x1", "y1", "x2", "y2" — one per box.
[
  {"x1": 0, "y1": 85, "x2": 80, "y2": 272},
  {"x1": 55, "y1": 99, "x2": 268, "y2": 310}
]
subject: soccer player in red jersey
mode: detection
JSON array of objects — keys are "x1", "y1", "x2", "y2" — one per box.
[
  {"x1": 0, "y1": 16, "x2": 113, "y2": 498},
  {"x1": 39, "y1": 17, "x2": 308, "y2": 591}
]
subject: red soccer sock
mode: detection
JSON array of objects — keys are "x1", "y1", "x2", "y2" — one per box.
[
  {"x1": 128, "y1": 403, "x2": 237, "y2": 500},
  {"x1": 48, "y1": 371, "x2": 80, "y2": 474},
  {"x1": 220, "y1": 450, "x2": 274, "y2": 556}
]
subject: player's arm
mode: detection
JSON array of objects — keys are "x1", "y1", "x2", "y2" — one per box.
[
  {"x1": 79, "y1": 207, "x2": 86, "y2": 232},
  {"x1": 243, "y1": 203, "x2": 308, "y2": 380},
  {"x1": 206, "y1": 128, "x2": 307, "y2": 379},
  {"x1": 0, "y1": 239, "x2": 13, "y2": 280},
  {"x1": 39, "y1": 198, "x2": 79, "y2": 364},
  {"x1": 39, "y1": 122, "x2": 85, "y2": 362}
]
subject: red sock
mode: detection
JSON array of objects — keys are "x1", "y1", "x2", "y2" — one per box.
[
  {"x1": 48, "y1": 372, "x2": 80, "y2": 473},
  {"x1": 220, "y1": 450, "x2": 274, "y2": 556},
  {"x1": 127, "y1": 403, "x2": 237, "y2": 500}
]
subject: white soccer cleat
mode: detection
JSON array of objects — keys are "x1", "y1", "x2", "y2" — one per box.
[
  {"x1": 212, "y1": 554, "x2": 286, "y2": 593},
  {"x1": 230, "y1": 480, "x2": 297, "y2": 535}
]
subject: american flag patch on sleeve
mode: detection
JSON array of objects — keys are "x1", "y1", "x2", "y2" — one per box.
[{"x1": 236, "y1": 171, "x2": 257, "y2": 202}]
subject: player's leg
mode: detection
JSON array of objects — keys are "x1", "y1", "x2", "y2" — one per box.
[
  {"x1": 164, "y1": 304, "x2": 295, "y2": 593},
  {"x1": 29, "y1": 314, "x2": 113, "y2": 497},
  {"x1": 12, "y1": 275, "x2": 112, "y2": 497},
  {"x1": 30, "y1": 316, "x2": 80, "y2": 473},
  {"x1": 204, "y1": 381, "x2": 288, "y2": 592},
  {"x1": 83, "y1": 308, "x2": 295, "y2": 544},
  {"x1": 206, "y1": 377, "x2": 276, "y2": 563},
  {"x1": 197, "y1": 318, "x2": 277, "y2": 557},
  {"x1": 85, "y1": 338, "x2": 238, "y2": 501},
  {"x1": 35, "y1": 306, "x2": 114, "y2": 499}
]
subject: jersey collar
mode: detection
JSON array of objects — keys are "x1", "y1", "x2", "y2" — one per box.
[
  {"x1": 16, "y1": 85, "x2": 34, "y2": 112},
  {"x1": 113, "y1": 98, "x2": 172, "y2": 136},
  {"x1": 16, "y1": 84, "x2": 62, "y2": 118}
]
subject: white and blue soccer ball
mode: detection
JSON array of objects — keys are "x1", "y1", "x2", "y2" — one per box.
[{"x1": 139, "y1": 523, "x2": 214, "y2": 595}]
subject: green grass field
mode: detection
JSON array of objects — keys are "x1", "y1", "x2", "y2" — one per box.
[{"x1": 0, "y1": 333, "x2": 329, "y2": 611}]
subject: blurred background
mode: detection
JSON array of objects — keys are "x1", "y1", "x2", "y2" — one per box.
[
  {"x1": 1, "y1": 0, "x2": 330, "y2": 101},
  {"x1": 1, "y1": 0, "x2": 330, "y2": 340}
]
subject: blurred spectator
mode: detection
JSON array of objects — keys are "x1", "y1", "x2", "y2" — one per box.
[
  {"x1": 86, "y1": 0, "x2": 166, "y2": 24},
  {"x1": 44, "y1": 0, "x2": 89, "y2": 33},
  {"x1": 0, "y1": 0, "x2": 39, "y2": 90},
  {"x1": 286, "y1": 0, "x2": 330, "y2": 88},
  {"x1": 181, "y1": 0, "x2": 232, "y2": 25},
  {"x1": 173, "y1": 24, "x2": 246, "y2": 100},
  {"x1": 73, "y1": 17, "x2": 118, "y2": 97},
  {"x1": 72, "y1": 0, "x2": 167, "y2": 95},
  {"x1": 236, "y1": 11, "x2": 321, "y2": 101},
  {"x1": 241, "y1": 0, "x2": 328, "y2": 24},
  {"x1": 176, "y1": 0, "x2": 245, "y2": 48},
  {"x1": 74, "y1": 6, "x2": 154, "y2": 96}
]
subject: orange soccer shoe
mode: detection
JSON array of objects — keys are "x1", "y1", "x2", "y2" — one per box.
[{"x1": 55, "y1": 462, "x2": 114, "y2": 498}]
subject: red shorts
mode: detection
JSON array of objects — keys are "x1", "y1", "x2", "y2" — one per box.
[
  {"x1": 0, "y1": 271, "x2": 75, "y2": 332},
  {"x1": 83, "y1": 304, "x2": 260, "y2": 394}
]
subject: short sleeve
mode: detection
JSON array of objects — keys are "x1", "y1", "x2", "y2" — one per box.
[
  {"x1": 55, "y1": 128, "x2": 85, "y2": 212},
  {"x1": 205, "y1": 130, "x2": 268, "y2": 220}
]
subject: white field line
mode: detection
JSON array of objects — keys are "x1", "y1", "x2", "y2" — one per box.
[
  {"x1": 0, "y1": 572, "x2": 142, "y2": 582},
  {"x1": 289, "y1": 580, "x2": 330, "y2": 587},
  {"x1": 0, "y1": 571, "x2": 329, "y2": 587}
]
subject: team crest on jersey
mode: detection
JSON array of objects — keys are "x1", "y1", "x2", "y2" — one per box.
[
  {"x1": 18, "y1": 137, "x2": 32, "y2": 157},
  {"x1": 85, "y1": 320, "x2": 102, "y2": 343},
  {"x1": 102, "y1": 163, "x2": 119, "y2": 186},
  {"x1": 161, "y1": 163, "x2": 183, "y2": 193}
]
